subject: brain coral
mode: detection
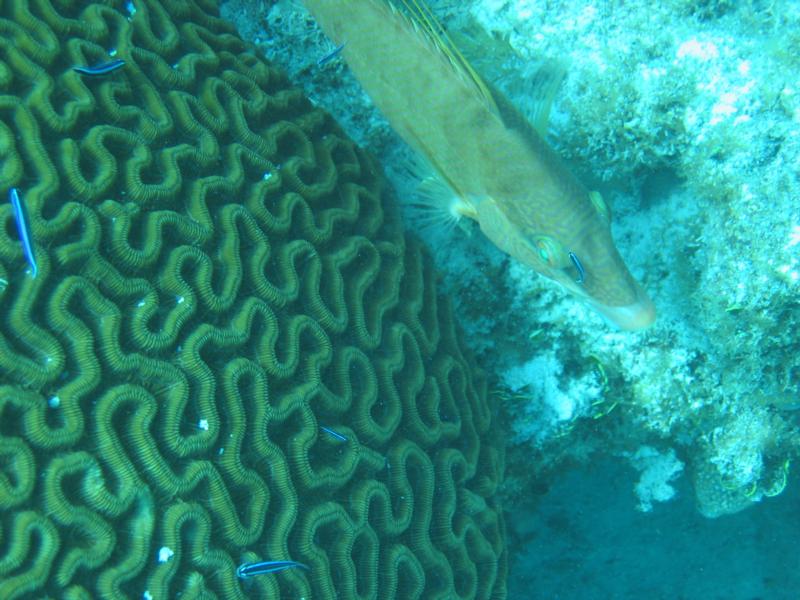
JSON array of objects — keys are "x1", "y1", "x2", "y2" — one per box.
[{"x1": 0, "y1": 0, "x2": 507, "y2": 598}]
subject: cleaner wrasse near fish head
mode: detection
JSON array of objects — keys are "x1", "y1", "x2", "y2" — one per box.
[{"x1": 301, "y1": 0, "x2": 656, "y2": 330}]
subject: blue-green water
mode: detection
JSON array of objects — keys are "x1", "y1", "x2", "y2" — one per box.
[{"x1": 508, "y1": 457, "x2": 800, "y2": 599}]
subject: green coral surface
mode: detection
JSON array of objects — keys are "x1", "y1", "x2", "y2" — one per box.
[{"x1": 0, "y1": 1, "x2": 507, "y2": 598}]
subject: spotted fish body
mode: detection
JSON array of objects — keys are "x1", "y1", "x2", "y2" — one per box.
[{"x1": 302, "y1": 0, "x2": 655, "y2": 330}]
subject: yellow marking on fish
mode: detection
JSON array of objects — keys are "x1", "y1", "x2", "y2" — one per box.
[
  {"x1": 397, "y1": 0, "x2": 499, "y2": 117},
  {"x1": 301, "y1": 0, "x2": 655, "y2": 330}
]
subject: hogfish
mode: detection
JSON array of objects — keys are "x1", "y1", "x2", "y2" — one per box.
[{"x1": 301, "y1": 0, "x2": 656, "y2": 330}]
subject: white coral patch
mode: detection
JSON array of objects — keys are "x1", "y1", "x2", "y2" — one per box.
[
  {"x1": 157, "y1": 546, "x2": 174, "y2": 563},
  {"x1": 675, "y1": 39, "x2": 719, "y2": 61}
]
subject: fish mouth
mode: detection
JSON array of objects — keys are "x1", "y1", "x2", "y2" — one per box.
[
  {"x1": 558, "y1": 276, "x2": 656, "y2": 331},
  {"x1": 589, "y1": 288, "x2": 657, "y2": 331}
]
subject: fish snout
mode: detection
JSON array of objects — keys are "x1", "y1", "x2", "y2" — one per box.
[{"x1": 589, "y1": 284, "x2": 656, "y2": 331}]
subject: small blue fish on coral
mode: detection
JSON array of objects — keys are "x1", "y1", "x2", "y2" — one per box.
[
  {"x1": 320, "y1": 425, "x2": 348, "y2": 442},
  {"x1": 8, "y1": 188, "x2": 37, "y2": 278},
  {"x1": 73, "y1": 59, "x2": 126, "y2": 76},
  {"x1": 236, "y1": 559, "x2": 309, "y2": 579},
  {"x1": 317, "y1": 42, "x2": 346, "y2": 66}
]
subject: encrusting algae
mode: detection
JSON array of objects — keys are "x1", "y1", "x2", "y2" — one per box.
[{"x1": 302, "y1": 0, "x2": 656, "y2": 330}]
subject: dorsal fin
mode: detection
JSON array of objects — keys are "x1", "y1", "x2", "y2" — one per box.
[
  {"x1": 524, "y1": 60, "x2": 567, "y2": 137},
  {"x1": 441, "y1": 16, "x2": 568, "y2": 139},
  {"x1": 395, "y1": 0, "x2": 500, "y2": 116}
]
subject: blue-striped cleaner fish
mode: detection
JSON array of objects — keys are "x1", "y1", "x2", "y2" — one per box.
[
  {"x1": 301, "y1": 0, "x2": 656, "y2": 330},
  {"x1": 236, "y1": 559, "x2": 309, "y2": 578}
]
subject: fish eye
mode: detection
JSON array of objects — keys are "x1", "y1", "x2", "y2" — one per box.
[
  {"x1": 529, "y1": 235, "x2": 568, "y2": 269},
  {"x1": 567, "y1": 251, "x2": 586, "y2": 284}
]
